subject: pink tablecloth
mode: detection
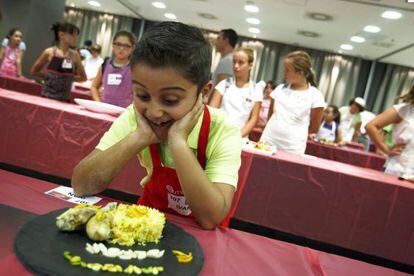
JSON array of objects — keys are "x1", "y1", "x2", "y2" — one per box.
[
  {"x1": 0, "y1": 169, "x2": 407, "y2": 276},
  {"x1": 234, "y1": 149, "x2": 414, "y2": 265},
  {"x1": 0, "y1": 89, "x2": 145, "y2": 196},
  {"x1": 248, "y1": 128, "x2": 386, "y2": 170},
  {"x1": 305, "y1": 140, "x2": 386, "y2": 170},
  {"x1": 1, "y1": 89, "x2": 413, "y2": 266},
  {"x1": 0, "y1": 89, "x2": 252, "y2": 225},
  {"x1": 346, "y1": 141, "x2": 365, "y2": 150},
  {"x1": 0, "y1": 74, "x2": 92, "y2": 101}
]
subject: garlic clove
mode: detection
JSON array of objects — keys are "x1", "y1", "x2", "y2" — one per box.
[
  {"x1": 135, "y1": 250, "x2": 147, "y2": 260},
  {"x1": 92, "y1": 243, "x2": 100, "y2": 253},
  {"x1": 146, "y1": 249, "x2": 164, "y2": 258},
  {"x1": 104, "y1": 247, "x2": 121, "y2": 258},
  {"x1": 98, "y1": 243, "x2": 107, "y2": 255}
]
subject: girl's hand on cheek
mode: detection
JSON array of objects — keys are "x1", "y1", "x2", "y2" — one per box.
[
  {"x1": 168, "y1": 93, "x2": 204, "y2": 146},
  {"x1": 133, "y1": 105, "x2": 160, "y2": 146}
]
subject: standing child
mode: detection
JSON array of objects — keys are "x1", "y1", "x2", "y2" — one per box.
[
  {"x1": 82, "y1": 44, "x2": 103, "y2": 81},
  {"x1": 257, "y1": 80, "x2": 275, "y2": 129},
  {"x1": 90, "y1": 31, "x2": 135, "y2": 108},
  {"x1": 0, "y1": 28, "x2": 24, "y2": 77},
  {"x1": 260, "y1": 51, "x2": 326, "y2": 153},
  {"x1": 316, "y1": 105, "x2": 342, "y2": 143},
  {"x1": 31, "y1": 22, "x2": 86, "y2": 101},
  {"x1": 209, "y1": 47, "x2": 262, "y2": 137},
  {"x1": 72, "y1": 22, "x2": 242, "y2": 229},
  {"x1": 366, "y1": 84, "x2": 414, "y2": 176},
  {"x1": 339, "y1": 97, "x2": 365, "y2": 142}
]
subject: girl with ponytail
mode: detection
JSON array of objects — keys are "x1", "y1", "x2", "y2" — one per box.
[
  {"x1": 260, "y1": 50, "x2": 326, "y2": 153},
  {"x1": 31, "y1": 22, "x2": 86, "y2": 101}
]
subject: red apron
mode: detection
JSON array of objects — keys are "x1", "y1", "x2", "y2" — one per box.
[{"x1": 138, "y1": 106, "x2": 211, "y2": 217}]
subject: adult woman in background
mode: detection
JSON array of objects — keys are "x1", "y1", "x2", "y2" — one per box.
[
  {"x1": 210, "y1": 47, "x2": 262, "y2": 138},
  {"x1": 260, "y1": 51, "x2": 325, "y2": 154},
  {"x1": 31, "y1": 22, "x2": 86, "y2": 101},
  {"x1": 366, "y1": 85, "x2": 414, "y2": 176}
]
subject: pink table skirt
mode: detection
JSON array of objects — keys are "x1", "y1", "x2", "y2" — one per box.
[
  {"x1": 0, "y1": 74, "x2": 92, "y2": 101},
  {"x1": 0, "y1": 169, "x2": 407, "y2": 276},
  {"x1": 305, "y1": 140, "x2": 386, "y2": 170},
  {"x1": 1, "y1": 89, "x2": 413, "y2": 266},
  {"x1": 346, "y1": 141, "x2": 365, "y2": 150},
  {"x1": 0, "y1": 89, "x2": 145, "y2": 196},
  {"x1": 248, "y1": 128, "x2": 386, "y2": 170},
  {"x1": 0, "y1": 89, "x2": 251, "y2": 225},
  {"x1": 234, "y1": 149, "x2": 414, "y2": 265}
]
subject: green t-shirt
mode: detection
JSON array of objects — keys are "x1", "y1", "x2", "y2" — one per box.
[{"x1": 96, "y1": 105, "x2": 242, "y2": 189}]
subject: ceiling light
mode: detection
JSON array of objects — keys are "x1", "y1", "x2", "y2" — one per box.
[
  {"x1": 248, "y1": 27, "x2": 260, "y2": 34},
  {"x1": 350, "y1": 36, "x2": 365, "y2": 43},
  {"x1": 381, "y1": 10, "x2": 402, "y2": 20},
  {"x1": 246, "y1": 17, "x2": 260, "y2": 25},
  {"x1": 88, "y1": 1, "x2": 101, "y2": 7},
  {"x1": 70, "y1": 3, "x2": 75, "y2": 7},
  {"x1": 338, "y1": 50, "x2": 343, "y2": 54},
  {"x1": 198, "y1": 12, "x2": 217, "y2": 20},
  {"x1": 164, "y1": 13, "x2": 177, "y2": 20},
  {"x1": 307, "y1": 12, "x2": 333, "y2": 21},
  {"x1": 406, "y1": 0, "x2": 414, "y2": 3},
  {"x1": 244, "y1": 4, "x2": 259, "y2": 13},
  {"x1": 364, "y1": 25, "x2": 381, "y2": 33},
  {"x1": 253, "y1": 34, "x2": 257, "y2": 38},
  {"x1": 152, "y1": 2, "x2": 166, "y2": 9},
  {"x1": 297, "y1": 30, "x2": 320, "y2": 38},
  {"x1": 340, "y1": 44, "x2": 353, "y2": 50}
]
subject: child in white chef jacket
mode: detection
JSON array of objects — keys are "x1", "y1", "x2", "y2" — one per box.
[
  {"x1": 316, "y1": 105, "x2": 342, "y2": 143},
  {"x1": 366, "y1": 85, "x2": 414, "y2": 176},
  {"x1": 210, "y1": 47, "x2": 263, "y2": 137},
  {"x1": 260, "y1": 50, "x2": 326, "y2": 154}
]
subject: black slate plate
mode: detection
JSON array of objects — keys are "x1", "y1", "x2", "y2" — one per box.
[{"x1": 14, "y1": 208, "x2": 203, "y2": 276}]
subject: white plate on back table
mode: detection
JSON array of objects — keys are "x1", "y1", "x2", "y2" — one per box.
[
  {"x1": 74, "y1": 98, "x2": 126, "y2": 115},
  {"x1": 242, "y1": 141, "x2": 277, "y2": 156}
]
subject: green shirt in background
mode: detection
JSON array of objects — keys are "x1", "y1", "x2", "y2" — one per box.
[{"x1": 383, "y1": 124, "x2": 394, "y2": 148}]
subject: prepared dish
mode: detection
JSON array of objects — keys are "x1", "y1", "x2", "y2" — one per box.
[{"x1": 56, "y1": 203, "x2": 166, "y2": 246}]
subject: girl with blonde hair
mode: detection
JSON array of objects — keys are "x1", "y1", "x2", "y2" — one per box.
[
  {"x1": 260, "y1": 50, "x2": 326, "y2": 153},
  {"x1": 210, "y1": 47, "x2": 263, "y2": 137}
]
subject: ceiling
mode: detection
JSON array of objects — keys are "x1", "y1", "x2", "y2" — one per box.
[{"x1": 66, "y1": 0, "x2": 414, "y2": 68}]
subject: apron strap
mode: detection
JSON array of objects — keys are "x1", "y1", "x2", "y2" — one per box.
[
  {"x1": 197, "y1": 106, "x2": 211, "y2": 169},
  {"x1": 149, "y1": 144, "x2": 162, "y2": 168},
  {"x1": 149, "y1": 105, "x2": 211, "y2": 169}
]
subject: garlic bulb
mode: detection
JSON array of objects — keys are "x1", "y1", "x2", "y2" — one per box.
[{"x1": 86, "y1": 210, "x2": 111, "y2": 241}]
